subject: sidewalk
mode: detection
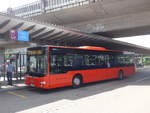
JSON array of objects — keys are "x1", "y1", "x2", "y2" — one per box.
[{"x1": 0, "y1": 78, "x2": 26, "y2": 92}]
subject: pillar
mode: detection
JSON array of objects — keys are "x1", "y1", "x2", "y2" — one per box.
[{"x1": 41, "y1": 0, "x2": 46, "y2": 13}]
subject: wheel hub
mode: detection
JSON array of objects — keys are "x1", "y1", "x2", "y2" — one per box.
[{"x1": 74, "y1": 78, "x2": 80, "y2": 85}]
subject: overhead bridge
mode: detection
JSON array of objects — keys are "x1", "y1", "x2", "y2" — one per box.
[
  {"x1": 5, "y1": 0, "x2": 150, "y2": 38},
  {"x1": 0, "y1": 12, "x2": 150, "y2": 55}
]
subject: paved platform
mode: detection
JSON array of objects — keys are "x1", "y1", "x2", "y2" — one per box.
[
  {"x1": 0, "y1": 78, "x2": 26, "y2": 92},
  {"x1": 0, "y1": 66, "x2": 150, "y2": 113}
]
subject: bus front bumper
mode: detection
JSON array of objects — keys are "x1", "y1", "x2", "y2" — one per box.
[{"x1": 25, "y1": 76, "x2": 50, "y2": 89}]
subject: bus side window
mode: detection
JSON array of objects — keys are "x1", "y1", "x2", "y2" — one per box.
[
  {"x1": 105, "y1": 55, "x2": 110, "y2": 68},
  {"x1": 72, "y1": 55, "x2": 84, "y2": 68},
  {"x1": 97, "y1": 55, "x2": 104, "y2": 67}
]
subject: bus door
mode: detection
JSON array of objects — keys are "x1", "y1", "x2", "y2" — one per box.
[
  {"x1": 50, "y1": 54, "x2": 72, "y2": 87},
  {"x1": 105, "y1": 55, "x2": 119, "y2": 79}
]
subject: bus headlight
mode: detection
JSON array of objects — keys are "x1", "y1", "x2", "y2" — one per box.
[{"x1": 40, "y1": 81, "x2": 46, "y2": 85}]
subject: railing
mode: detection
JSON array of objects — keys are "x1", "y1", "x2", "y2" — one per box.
[
  {"x1": 0, "y1": 53, "x2": 27, "y2": 82},
  {"x1": 7, "y1": 0, "x2": 93, "y2": 18}
]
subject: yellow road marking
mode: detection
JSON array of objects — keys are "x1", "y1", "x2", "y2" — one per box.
[{"x1": 7, "y1": 91, "x2": 27, "y2": 99}]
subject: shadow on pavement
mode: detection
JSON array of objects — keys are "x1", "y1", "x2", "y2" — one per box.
[{"x1": 0, "y1": 67, "x2": 150, "y2": 113}]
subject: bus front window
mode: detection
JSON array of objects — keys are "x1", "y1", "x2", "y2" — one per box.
[
  {"x1": 30, "y1": 56, "x2": 37, "y2": 73},
  {"x1": 28, "y1": 55, "x2": 47, "y2": 77}
]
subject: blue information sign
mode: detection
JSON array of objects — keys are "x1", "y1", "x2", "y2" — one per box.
[{"x1": 17, "y1": 31, "x2": 29, "y2": 41}]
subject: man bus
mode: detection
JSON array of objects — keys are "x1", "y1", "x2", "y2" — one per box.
[{"x1": 25, "y1": 46, "x2": 135, "y2": 89}]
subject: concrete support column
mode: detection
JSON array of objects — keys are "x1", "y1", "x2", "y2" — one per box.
[
  {"x1": 7, "y1": 7, "x2": 14, "y2": 16},
  {"x1": 0, "y1": 48, "x2": 5, "y2": 65},
  {"x1": 0, "y1": 48, "x2": 5, "y2": 81},
  {"x1": 41, "y1": 0, "x2": 46, "y2": 13}
]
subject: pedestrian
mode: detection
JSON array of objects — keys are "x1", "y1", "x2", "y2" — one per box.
[{"x1": 6, "y1": 60, "x2": 14, "y2": 85}]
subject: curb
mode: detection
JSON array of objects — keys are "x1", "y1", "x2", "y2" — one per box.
[{"x1": 0, "y1": 85, "x2": 27, "y2": 93}]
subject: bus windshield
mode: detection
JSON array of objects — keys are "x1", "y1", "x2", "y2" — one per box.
[{"x1": 27, "y1": 55, "x2": 47, "y2": 76}]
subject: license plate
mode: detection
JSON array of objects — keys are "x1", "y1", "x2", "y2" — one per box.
[{"x1": 30, "y1": 84, "x2": 35, "y2": 87}]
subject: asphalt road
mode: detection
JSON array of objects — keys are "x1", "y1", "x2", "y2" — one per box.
[{"x1": 0, "y1": 67, "x2": 150, "y2": 113}]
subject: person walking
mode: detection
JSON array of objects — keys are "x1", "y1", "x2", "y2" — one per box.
[{"x1": 6, "y1": 61, "x2": 14, "y2": 85}]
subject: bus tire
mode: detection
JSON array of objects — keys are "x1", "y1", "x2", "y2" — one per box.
[
  {"x1": 72, "y1": 74, "x2": 82, "y2": 88},
  {"x1": 118, "y1": 70, "x2": 124, "y2": 80}
]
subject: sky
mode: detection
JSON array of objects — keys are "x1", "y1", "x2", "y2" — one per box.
[
  {"x1": 115, "y1": 35, "x2": 150, "y2": 48},
  {"x1": 0, "y1": 0, "x2": 150, "y2": 48}
]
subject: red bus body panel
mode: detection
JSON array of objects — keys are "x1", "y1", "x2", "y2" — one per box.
[{"x1": 25, "y1": 66, "x2": 135, "y2": 89}]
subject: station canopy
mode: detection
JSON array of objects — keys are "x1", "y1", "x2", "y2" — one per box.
[{"x1": 0, "y1": 12, "x2": 150, "y2": 55}]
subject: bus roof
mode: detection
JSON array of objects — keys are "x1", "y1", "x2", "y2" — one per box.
[{"x1": 46, "y1": 45, "x2": 122, "y2": 53}]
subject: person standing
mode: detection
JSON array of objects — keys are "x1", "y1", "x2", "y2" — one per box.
[{"x1": 6, "y1": 61, "x2": 14, "y2": 85}]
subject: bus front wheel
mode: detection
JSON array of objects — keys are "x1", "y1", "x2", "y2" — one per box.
[
  {"x1": 118, "y1": 70, "x2": 124, "y2": 80},
  {"x1": 72, "y1": 75, "x2": 82, "y2": 88}
]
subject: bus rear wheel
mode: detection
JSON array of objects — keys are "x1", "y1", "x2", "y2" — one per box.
[
  {"x1": 118, "y1": 70, "x2": 124, "y2": 80},
  {"x1": 72, "y1": 75, "x2": 82, "y2": 88}
]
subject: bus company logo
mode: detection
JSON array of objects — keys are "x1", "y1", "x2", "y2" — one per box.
[{"x1": 10, "y1": 30, "x2": 18, "y2": 40}]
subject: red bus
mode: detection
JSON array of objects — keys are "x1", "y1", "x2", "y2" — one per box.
[{"x1": 25, "y1": 46, "x2": 135, "y2": 89}]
